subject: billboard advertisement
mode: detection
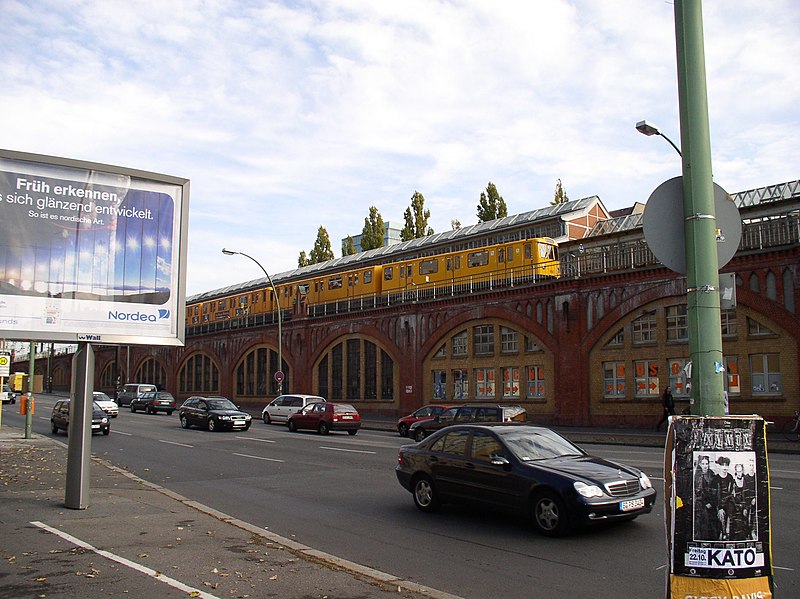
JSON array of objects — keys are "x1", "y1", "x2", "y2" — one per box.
[
  {"x1": 0, "y1": 150, "x2": 189, "y2": 346},
  {"x1": 665, "y1": 416, "x2": 773, "y2": 598}
]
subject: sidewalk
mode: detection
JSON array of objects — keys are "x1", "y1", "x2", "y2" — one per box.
[{"x1": 0, "y1": 425, "x2": 458, "y2": 599}]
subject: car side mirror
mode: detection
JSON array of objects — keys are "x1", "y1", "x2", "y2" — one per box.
[{"x1": 491, "y1": 456, "x2": 512, "y2": 471}]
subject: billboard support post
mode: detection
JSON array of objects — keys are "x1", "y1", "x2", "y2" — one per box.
[
  {"x1": 65, "y1": 343, "x2": 93, "y2": 509},
  {"x1": 26, "y1": 340, "x2": 34, "y2": 439}
]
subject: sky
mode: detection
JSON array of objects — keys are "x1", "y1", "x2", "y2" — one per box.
[{"x1": 2, "y1": 0, "x2": 798, "y2": 297}]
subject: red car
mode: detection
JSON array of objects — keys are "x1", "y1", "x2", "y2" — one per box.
[
  {"x1": 397, "y1": 404, "x2": 455, "y2": 437},
  {"x1": 287, "y1": 402, "x2": 361, "y2": 435}
]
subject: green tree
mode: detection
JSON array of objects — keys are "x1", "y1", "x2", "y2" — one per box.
[
  {"x1": 476, "y1": 182, "x2": 507, "y2": 222},
  {"x1": 360, "y1": 206, "x2": 386, "y2": 251},
  {"x1": 551, "y1": 178, "x2": 570, "y2": 205},
  {"x1": 341, "y1": 235, "x2": 356, "y2": 257},
  {"x1": 400, "y1": 191, "x2": 434, "y2": 241},
  {"x1": 297, "y1": 250, "x2": 311, "y2": 267},
  {"x1": 309, "y1": 226, "x2": 335, "y2": 264}
]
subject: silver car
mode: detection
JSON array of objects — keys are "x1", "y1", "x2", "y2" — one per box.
[
  {"x1": 93, "y1": 391, "x2": 119, "y2": 417},
  {"x1": 262, "y1": 394, "x2": 324, "y2": 425}
]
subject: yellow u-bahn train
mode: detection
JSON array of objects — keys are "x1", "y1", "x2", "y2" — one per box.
[{"x1": 186, "y1": 237, "x2": 559, "y2": 327}]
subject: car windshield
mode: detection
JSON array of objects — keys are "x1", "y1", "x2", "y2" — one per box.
[
  {"x1": 94, "y1": 393, "x2": 112, "y2": 401},
  {"x1": 206, "y1": 398, "x2": 237, "y2": 410},
  {"x1": 498, "y1": 428, "x2": 585, "y2": 462}
]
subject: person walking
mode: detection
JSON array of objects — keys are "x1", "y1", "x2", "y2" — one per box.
[{"x1": 656, "y1": 386, "x2": 675, "y2": 431}]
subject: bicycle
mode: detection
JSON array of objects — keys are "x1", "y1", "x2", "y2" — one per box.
[{"x1": 782, "y1": 410, "x2": 800, "y2": 442}]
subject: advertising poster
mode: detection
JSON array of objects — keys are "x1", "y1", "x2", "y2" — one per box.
[
  {"x1": 0, "y1": 150, "x2": 188, "y2": 346},
  {"x1": 665, "y1": 416, "x2": 773, "y2": 598}
]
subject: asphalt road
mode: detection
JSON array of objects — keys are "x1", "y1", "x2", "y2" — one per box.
[{"x1": 4, "y1": 397, "x2": 798, "y2": 598}]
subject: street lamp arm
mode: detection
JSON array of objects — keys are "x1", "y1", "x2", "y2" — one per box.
[
  {"x1": 635, "y1": 120, "x2": 682, "y2": 157},
  {"x1": 221, "y1": 248, "x2": 283, "y2": 393}
]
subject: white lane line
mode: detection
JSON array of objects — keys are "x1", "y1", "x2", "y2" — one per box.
[
  {"x1": 235, "y1": 436, "x2": 276, "y2": 443},
  {"x1": 319, "y1": 446, "x2": 376, "y2": 454},
  {"x1": 232, "y1": 452, "x2": 285, "y2": 463},
  {"x1": 113, "y1": 430, "x2": 133, "y2": 436},
  {"x1": 29, "y1": 521, "x2": 219, "y2": 599},
  {"x1": 158, "y1": 439, "x2": 193, "y2": 448}
]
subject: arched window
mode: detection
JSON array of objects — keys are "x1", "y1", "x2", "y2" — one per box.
[
  {"x1": 235, "y1": 346, "x2": 287, "y2": 398},
  {"x1": 316, "y1": 338, "x2": 394, "y2": 402},
  {"x1": 179, "y1": 354, "x2": 220, "y2": 395},
  {"x1": 135, "y1": 358, "x2": 166, "y2": 389}
]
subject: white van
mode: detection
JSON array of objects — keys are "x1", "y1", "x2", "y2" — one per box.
[{"x1": 117, "y1": 383, "x2": 157, "y2": 407}]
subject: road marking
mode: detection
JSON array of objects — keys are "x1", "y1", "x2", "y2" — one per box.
[
  {"x1": 158, "y1": 439, "x2": 193, "y2": 448},
  {"x1": 113, "y1": 430, "x2": 133, "y2": 436},
  {"x1": 235, "y1": 436, "x2": 276, "y2": 443},
  {"x1": 319, "y1": 446, "x2": 376, "y2": 454},
  {"x1": 232, "y1": 452, "x2": 285, "y2": 463},
  {"x1": 29, "y1": 521, "x2": 219, "y2": 599}
]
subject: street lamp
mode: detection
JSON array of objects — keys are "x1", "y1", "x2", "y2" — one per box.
[
  {"x1": 222, "y1": 248, "x2": 283, "y2": 394},
  {"x1": 635, "y1": 120, "x2": 682, "y2": 157}
]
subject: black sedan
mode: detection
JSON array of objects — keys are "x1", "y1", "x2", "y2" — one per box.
[
  {"x1": 395, "y1": 423, "x2": 656, "y2": 536},
  {"x1": 178, "y1": 396, "x2": 252, "y2": 431}
]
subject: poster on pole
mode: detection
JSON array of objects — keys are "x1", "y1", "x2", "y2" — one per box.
[
  {"x1": 0, "y1": 149, "x2": 189, "y2": 346},
  {"x1": 665, "y1": 416, "x2": 773, "y2": 598}
]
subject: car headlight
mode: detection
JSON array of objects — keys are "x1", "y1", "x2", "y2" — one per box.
[
  {"x1": 574, "y1": 481, "x2": 604, "y2": 498},
  {"x1": 639, "y1": 472, "x2": 652, "y2": 489},
  {"x1": 220, "y1": 415, "x2": 232, "y2": 420},
  {"x1": 101, "y1": 417, "x2": 108, "y2": 424}
]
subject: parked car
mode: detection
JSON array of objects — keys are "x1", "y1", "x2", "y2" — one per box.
[
  {"x1": 116, "y1": 383, "x2": 157, "y2": 407},
  {"x1": 51, "y1": 399, "x2": 111, "y2": 435},
  {"x1": 178, "y1": 396, "x2": 252, "y2": 431},
  {"x1": 287, "y1": 402, "x2": 360, "y2": 435},
  {"x1": 130, "y1": 391, "x2": 177, "y2": 415},
  {"x1": 2, "y1": 383, "x2": 16, "y2": 404},
  {"x1": 408, "y1": 404, "x2": 527, "y2": 442},
  {"x1": 397, "y1": 404, "x2": 455, "y2": 437},
  {"x1": 262, "y1": 394, "x2": 325, "y2": 424},
  {"x1": 396, "y1": 423, "x2": 656, "y2": 536},
  {"x1": 93, "y1": 391, "x2": 119, "y2": 417}
]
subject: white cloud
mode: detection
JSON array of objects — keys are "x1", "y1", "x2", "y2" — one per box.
[{"x1": 1, "y1": 0, "x2": 798, "y2": 296}]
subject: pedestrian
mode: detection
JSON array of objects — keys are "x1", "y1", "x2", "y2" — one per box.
[{"x1": 656, "y1": 386, "x2": 675, "y2": 431}]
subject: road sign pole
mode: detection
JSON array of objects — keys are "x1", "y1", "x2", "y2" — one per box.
[{"x1": 674, "y1": 0, "x2": 724, "y2": 416}]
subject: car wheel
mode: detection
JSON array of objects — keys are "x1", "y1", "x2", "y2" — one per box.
[
  {"x1": 398, "y1": 423, "x2": 409, "y2": 437},
  {"x1": 263, "y1": 412, "x2": 272, "y2": 425},
  {"x1": 414, "y1": 428, "x2": 427, "y2": 442},
  {"x1": 146, "y1": 405, "x2": 153, "y2": 414},
  {"x1": 347, "y1": 429, "x2": 357, "y2": 436},
  {"x1": 207, "y1": 418, "x2": 217, "y2": 432},
  {"x1": 244, "y1": 424, "x2": 251, "y2": 431},
  {"x1": 51, "y1": 422, "x2": 58, "y2": 434},
  {"x1": 130, "y1": 404, "x2": 136, "y2": 412},
  {"x1": 288, "y1": 420, "x2": 297, "y2": 432},
  {"x1": 166, "y1": 411, "x2": 173, "y2": 416},
  {"x1": 318, "y1": 421, "x2": 330, "y2": 435},
  {"x1": 531, "y1": 490, "x2": 569, "y2": 536},
  {"x1": 103, "y1": 427, "x2": 110, "y2": 436},
  {"x1": 412, "y1": 475, "x2": 441, "y2": 513},
  {"x1": 180, "y1": 415, "x2": 190, "y2": 429}
]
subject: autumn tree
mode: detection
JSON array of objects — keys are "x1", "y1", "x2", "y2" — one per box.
[
  {"x1": 400, "y1": 191, "x2": 434, "y2": 241},
  {"x1": 476, "y1": 182, "x2": 507, "y2": 222},
  {"x1": 551, "y1": 178, "x2": 570, "y2": 205},
  {"x1": 309, "y1": 226, "x2": 335, "y2": 264},
  {"x1": 360, "y1": 206, "x2": 386, "y2": 251},
  {"x1": 341, "y1": 235, "x2": 356, "y2": 257}
]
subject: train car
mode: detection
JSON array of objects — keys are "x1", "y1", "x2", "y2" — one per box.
[{"x1": 310, "y1": 265, "x2": 383, "y2": 306}]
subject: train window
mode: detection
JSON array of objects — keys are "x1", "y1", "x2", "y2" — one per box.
[
  {"x1": 328, "y1": 276, "x2": 343, "y2": 289},
  {"x1": 298, "y1": 283, "x2": 309, "y2": 294},
  {"x1": 203, "y1": 304, "x2": 208, "y2": 314},
  {"x1": 348, "y1": 274, "x2": 353, "y2": 287},
  {"x1": 363, "y1": 270, "x2": 372, "y2": 284},
  {"x1": 468, "y1": 250, "x2": 489, "y2": 267},
  {"x1": 217, "y1": 299, "x2": 227, "y2": 310},
  {"x1": 455, "y1": 255, "x2": 461, "y2": 269},
  {"x1": 420, "y1": 259, "x2": 438, "y2": 275},
  {"x1": 194, "y1": 306, "x2": 199, "y2": 315},
  {"x1": 407, "y1": 264, "x2": 413, "y2": 277},
  {"x1": 446, "y1": 257, "x2": 452, "y2": 271},
  {"x1": 539, "y1": 244, "x2": 556, "y2": 260},
  {"x1": 507, "y1": 246, "x2": 514, "y2": 262},
  {"x1": 498, "y1": 248, "x2": 505, "y2": 263},
  {"x1": 384, "y1": 267, "x2": 393, "y2": 281},
  {"x1": 400, "y1": 266, "x2": 406, "y2": 278},
  {"x1": 354, "y1": 273, "x2": 359, "y2": 285},
  {"x1": 524, "y1": 243, "x2": 532, "y2": 259}
]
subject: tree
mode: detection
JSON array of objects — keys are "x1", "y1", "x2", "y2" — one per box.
[
  {"x1": 476, "y1": 182, "x2": 507, "y2": 222},
  {"x1": 451, "y1": 219, "x2": 461, "y2": 230},
  {"x1": 551, "y1": 178, "x2": 570, "y2": 205},
  {"x1": 341, "y1": 236, "x2": 356, "y2": 257},
  {"x1": 297, "y1": 250, "x2": 310, "y2": 267},
  {"x1": 400, "y1": 191, "x2": 434, "y2": 241},
  {"x1": 360, "y1": 206, "x2": 386, "y2": 251},
  {"x1": 309, "y1": 226, "x2": 335, "y2": 264}
]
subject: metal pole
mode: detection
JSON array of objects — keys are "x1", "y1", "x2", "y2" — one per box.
[
  {"x1": 26, "y1": 340, "x2": 34, "y2": 438},
  {"x1": 674, "y1": 0, "x2": 724, "y2": 416}
]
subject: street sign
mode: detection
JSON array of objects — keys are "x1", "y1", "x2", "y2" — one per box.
[
  {"x1": 642, "y1": 177, "x2": 742, "y2": 274},
  {"x1": 274, "y1": 371, "x2": 284, "y2": 383},
  {"x1": 0, "y1": 352, "x2": 10, "y2": 377}
]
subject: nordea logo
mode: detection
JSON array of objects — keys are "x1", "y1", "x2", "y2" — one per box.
[{"x1": 108, "y1": 310, "x2": 157, "y2": 322}]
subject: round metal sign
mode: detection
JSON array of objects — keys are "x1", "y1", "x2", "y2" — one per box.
[
  {"x1": 274, "y1": 371, "x2": 284, "y2": 383},
  {"x1": 642, "y1": 177, "x2": 742, "y2": 275}
]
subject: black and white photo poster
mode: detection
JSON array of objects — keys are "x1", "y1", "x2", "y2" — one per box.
[{"x1": 665, "y1": 416, "x2": 773, "y2": 598}]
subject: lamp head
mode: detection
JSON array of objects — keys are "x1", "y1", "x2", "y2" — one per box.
[
  {"x1": 635, "y1": 120, "x2": 660, "y2": 137},
  {"x1": 221, "y1": 248, "x2": 238, "y2": 256}
]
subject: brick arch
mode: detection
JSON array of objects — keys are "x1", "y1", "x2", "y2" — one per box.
[{"x1": 176, "y1": 350, "x2": 221, "y2": 399}]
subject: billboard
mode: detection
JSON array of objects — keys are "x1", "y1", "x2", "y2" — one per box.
[
  {"x1": 0, "y1": 150, "x2": 189, "y2": 346},
  {"x1": 665, "y1": 416, "x2": 773, "y2": 598}
]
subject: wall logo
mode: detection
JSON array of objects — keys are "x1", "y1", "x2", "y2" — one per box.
[{"x1": 158, "y1": 309, "x2": 170, "y2": 319}]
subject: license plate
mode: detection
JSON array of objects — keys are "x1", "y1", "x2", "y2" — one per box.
[
  {"x1": 91, "y1": 424, "x2": 100, "y2": 429},
  {"x1": 341, "y1": 415, "x2": 353, "y2": 420},
  {"x1": 233, "y1": 420, "x2": 245, "y2": 426},
  {"x1": 620, "y1": 498, "x2": 645, "y2": 512}
]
